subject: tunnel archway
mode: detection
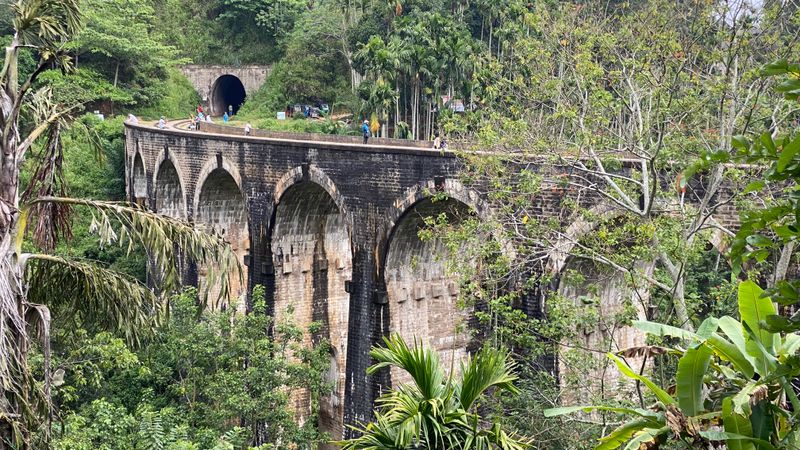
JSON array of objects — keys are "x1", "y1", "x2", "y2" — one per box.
[
  {"x1": 271, "y1": 180, "x2": 352, "y2": 441},
  {"x1": 154, "y1": 159, "x2": 185, "y2": 219},
  {"x1": 384, "y1": 197, "x2": 473, "y2": 386},
  {"x1": 132, "y1": 153, "x2": 147, "y2": 204},
  {"x1": 211, "y1": 74, "x2": 246, "y2": 116},
  {"x1": 196, "y1": 168, "x2": 249, "y2": 306}
]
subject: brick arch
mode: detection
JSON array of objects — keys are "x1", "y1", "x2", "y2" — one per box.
[
  {"x1": 152, "y1": 147, "x2": 188, "y2": 219},
  {"x1": 546, "y1": 202, "x2": 619, "y2": 277},
  {"x1": 273, "y1": 165, "x2": 352, "y2": 235},
  {"x1": 131, "y1": 151, "x2": 147, "y2": 201},
  {"x1": 380, "y1": 178, "x2": 511, "y2": 275},
  {"x1": 381, "y1": 192, "x2": 474, "y2": 386},
  {"x1": 270, "y1": 167, "x2": 353, "y2": 441},
  {"x1": 546, "y1": 202, "x2": 731, "y2": 277},
  {"x1": 153, "y1": 160, "x2": 187, "y2": 220},
  {"x1": 194, "y1": 158, "x2": 249, "y2": 308},
  {"x1": 192, "y1": 155, "x2": 245, "y2": 218},
  {"x1": 385, "y1": 178, "x2": 489, "y2": 229}
]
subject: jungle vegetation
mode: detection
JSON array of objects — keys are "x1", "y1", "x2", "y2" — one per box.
[{"x1": 1, "y1": 0, "x2": 800, "y2": 449}]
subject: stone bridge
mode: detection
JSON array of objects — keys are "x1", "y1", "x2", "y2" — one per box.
[
  {"x1": 180, "y1": 65, "x2": 271, "y2": 115},
  {"x1": 124, "y1": 120, "x2": 741, "y2": 440}
]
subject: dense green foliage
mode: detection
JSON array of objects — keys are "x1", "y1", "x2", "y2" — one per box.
[
  {"x1": 49, "y1": 286, "x2": 331, "y2": 449},
  {"x1": 4, "y1": 0, "x2": 800, "y2": 448},
  {"x1": 339, "y1": 335, "x2": 527, "y2": 450}
]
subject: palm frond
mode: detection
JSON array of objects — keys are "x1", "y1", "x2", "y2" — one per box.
[
  {"x1": 20, "y1": 197, "x2": 241, "y2": 307},
  {"x1": 338, "y1": 412, "x2": 409, "y2": 450},
  {"x1": 12, "y1": 0, "x2": 82, "y2": 48},
  {"x1": 457, "y1": 344, "x2": 519, "y2": 411},
  {"x1": 0, "y1": 261, "x2": 50, "y2": 448},
  {"x1": 21, "y1": 116, "x2": 71, "y2": 251},
  {"x1": 368, "y1": 334, "x2": 446, "y2": 401},
  {"x1": 22, "y1": 254, "x2": 158, "y2": 345}
]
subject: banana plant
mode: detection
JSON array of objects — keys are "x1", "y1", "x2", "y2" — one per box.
[{"x1": 546, "y1": 280, "x2": 800, "y2": 449}]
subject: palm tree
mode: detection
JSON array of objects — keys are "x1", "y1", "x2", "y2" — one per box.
[
  {"x1": 355, "y1": 36, "x2": 400, "y2": 136},
  {"x1": 338, "y1": 334, "x2": 528, "y2": 450},
  {"x1": 0, "y1": 2, "x2": 237, "y2": 447}
]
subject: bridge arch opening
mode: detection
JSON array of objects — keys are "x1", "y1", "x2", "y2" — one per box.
[
  {"x1": 197, "y1": 168, "x2": 249, "y2": 305},
  {"x1": 271, "y1": 181, "x2": 351, "y2": 440},
  {"x1": 384, "y1": 197, "x2": 473, "y2": 385},
  {"x1": 154, "y1": 159, "x2": 185, "y2": 219},
  {"x1": 211, "y1": 74, "x2": 246, "y2": 116},
  {"x1": 132, "y1": 153, "x2": 147, "y2": 204}
]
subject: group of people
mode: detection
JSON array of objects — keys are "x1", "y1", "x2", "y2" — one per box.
[
  {"x1": 190, "y1": 104, "x2": 213, "y2": 130},
  {"x1": 360, "y1": 119, "x2": 446, "y2": 149},
  {"x1": 186, "y1": 104, "x2": 239, "y2": 130}
]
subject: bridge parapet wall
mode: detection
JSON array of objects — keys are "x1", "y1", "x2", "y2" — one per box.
[{"x1": 192, "y1": 120, "x2": 434, "y2": 149}]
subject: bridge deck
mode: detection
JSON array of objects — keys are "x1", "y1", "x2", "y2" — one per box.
[{"x1": 131, "y1": 119, "x2": 453, "y2": 156}]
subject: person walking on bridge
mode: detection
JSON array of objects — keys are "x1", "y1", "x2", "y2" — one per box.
[{"x1": 362, "y1": 120, "x2": 370, "y2": 144}]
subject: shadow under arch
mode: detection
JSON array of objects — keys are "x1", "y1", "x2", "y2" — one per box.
[
  {"x1": 268, "y1": 165, "x2": 352, "y2": 442},
  {"x1": 131, "y1": 151, "x2": 147, "y2": 203},
  {"x1": 194, "y1": 159, "x2": 249, "y2": 308},
  {"x1": 152, "y1": 150, "x2": 187, "y2": 220},
  {"x1": 379, "y1": 179, "x2": 490, "y2": 386}
]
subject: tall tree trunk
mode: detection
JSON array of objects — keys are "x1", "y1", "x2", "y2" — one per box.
[
  {"x1": 394, "y1": 79, "x2": 399, "y2": 137},
  {"x1": 412, "y1": 78, "x2": 419, "y2": 140},
  {"x1": 488, "y1": 21, "x2": 493, "y2": 55},
  {"x1": 1, "y1": 37, "x2": 30, "y2": 447},
  {"x1": 658, "y1": 251, "x2": 694, "y2": 332}
]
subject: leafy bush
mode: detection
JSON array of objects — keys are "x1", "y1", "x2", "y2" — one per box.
[
  {"x1": 50, "y1": 286, "x2": 331, "y2": 449},
  {"x1": 134, "y1": 68, "x2": 200, "y2": 120}
]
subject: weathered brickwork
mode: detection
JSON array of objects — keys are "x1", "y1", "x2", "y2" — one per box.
[
  {"x1": 272, "y1": 181, "x2": 352, "y2": 439},
  {"x1": 125, "y1": 122, "x2": 743, "y2": 437},
  {"x1": 125, "y1": 123, "x2": 474, "y2": 436},
  {"x1": 557, "y1": 258, "x2": 654, "y2": 405},
  {"x1": 385, "y1": 198, "x2": 472, "y2": 385},
  {"x1": 154, "y1": 159, "x2": 186, "y2": 219},
  {"x1": 132, "y1": 152, "x2": 147, "y2": 202},
  {"x1": 197, "y1": 168, "x2": 250, "y2": 307}
]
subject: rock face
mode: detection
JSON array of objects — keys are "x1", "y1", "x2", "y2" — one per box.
[{"x1": 125, "y1": 122, "x2": 741, "y2": 437}]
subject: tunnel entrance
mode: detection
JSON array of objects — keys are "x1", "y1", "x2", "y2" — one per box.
[{"x1": 211, "y1": 75, "x2": 246, "y2": 116}]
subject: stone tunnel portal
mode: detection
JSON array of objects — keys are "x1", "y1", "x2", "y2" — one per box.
[
  {"x1": 270, "y1": 181, "x2": 352, "y2": 441},
  {"x1": 211, "y1": 74, "x2": 246, "y2": 116},
  {"x1": 384, "y1": 197, "x2": 473, "y2": 385}
]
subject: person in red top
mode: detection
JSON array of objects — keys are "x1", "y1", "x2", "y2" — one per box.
[{"x1": 196, "y1": 104, "x2": 203, "y2": 115}]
